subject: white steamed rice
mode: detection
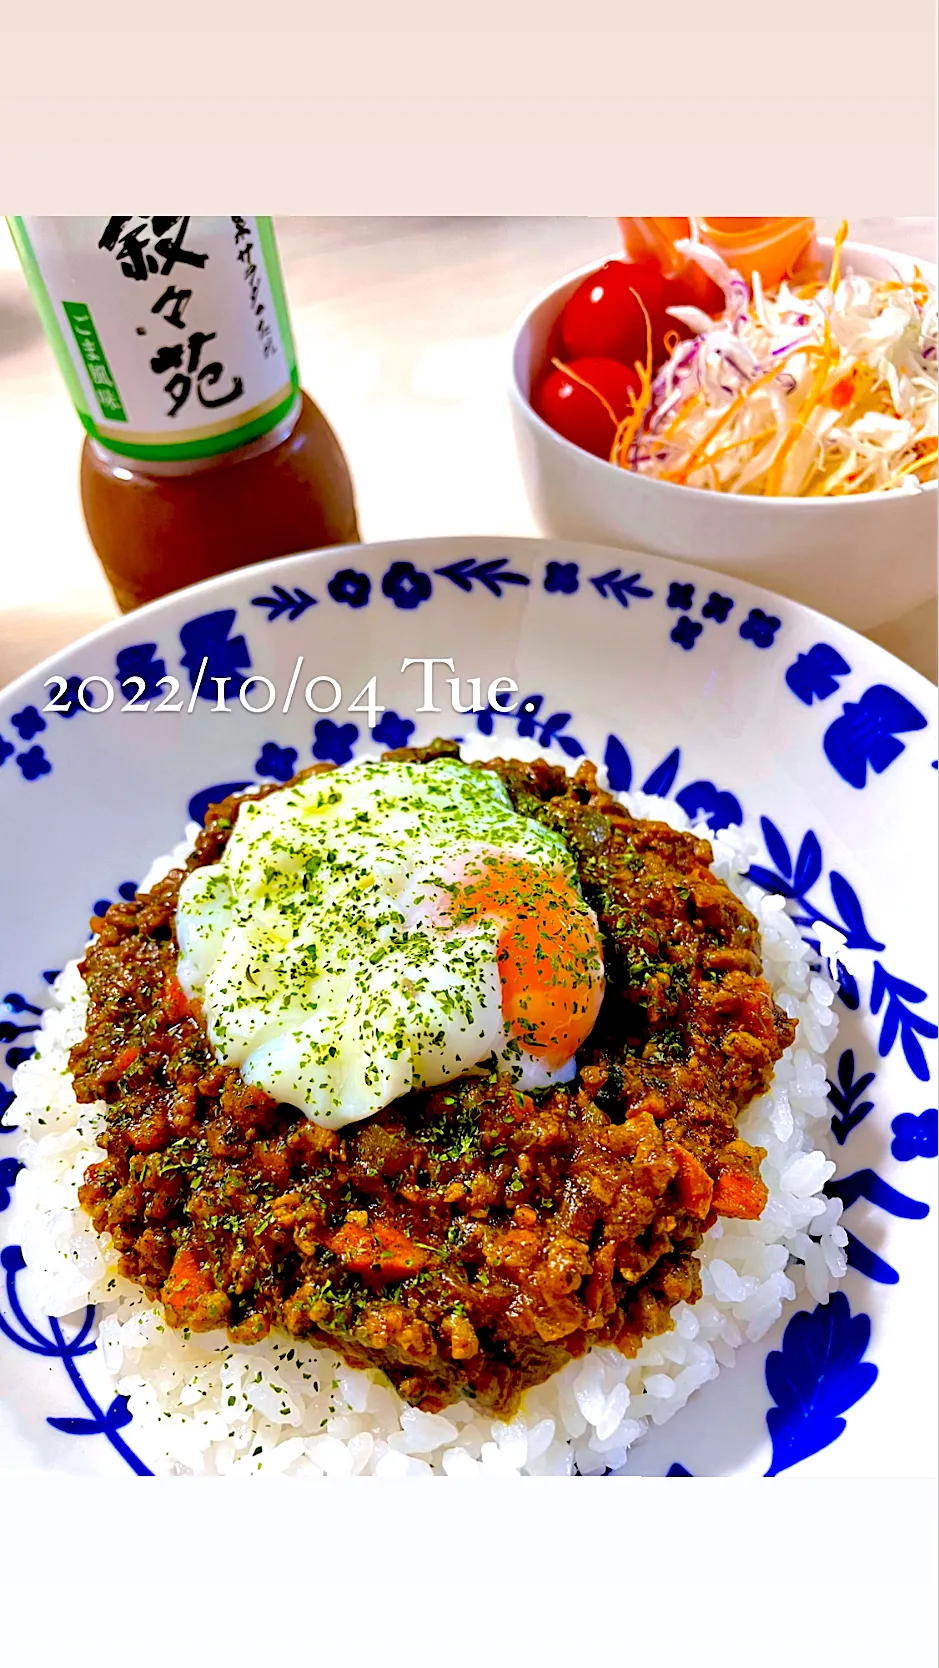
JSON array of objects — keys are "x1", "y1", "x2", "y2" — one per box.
[{"x1": 8, "y1": 739, "x2": 848, "y2": 1476}]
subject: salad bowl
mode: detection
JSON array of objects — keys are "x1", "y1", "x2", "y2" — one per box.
[{"x1": 508, "y1": 240, "x2": 938, "y2": 636}]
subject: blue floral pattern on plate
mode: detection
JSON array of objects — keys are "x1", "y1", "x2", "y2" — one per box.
[
  {"x1": 764, "y1": 1291, "x2": 878, "y2": 1475},
  {"x1": 891, "y1": 1109, "x2": 938, "y2": 1162}
]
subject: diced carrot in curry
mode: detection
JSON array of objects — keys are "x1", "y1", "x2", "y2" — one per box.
[
  {"x1": 711, "y1": 1167, "x2": 768, "y2": 1220},
  {"x1": 162, "y1": 1244, "x2": 215, "y2": 1310},
  {"x1": 163, "y1": 974, "x2": 190, "y2": 1022},
  {"x1": 330, "y1": 1219, "x2": 431, "y2": 1281},
  {"x1": 669, "y1": 1143, "x2": 714, "y2": 1218}
]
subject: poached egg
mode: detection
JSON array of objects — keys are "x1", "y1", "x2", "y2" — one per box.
[{"x1": 176, "y1": 757, "x2": 604, "y2": 1128}]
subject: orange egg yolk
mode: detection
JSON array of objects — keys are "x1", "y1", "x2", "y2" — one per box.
[{"x1": 444, "y1": 855, "x2": 605, "y2": 1068}]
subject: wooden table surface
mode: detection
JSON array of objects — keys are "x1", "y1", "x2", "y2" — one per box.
[{"x1": 1, "y1": 216, "x2": 936, "y2": 690}]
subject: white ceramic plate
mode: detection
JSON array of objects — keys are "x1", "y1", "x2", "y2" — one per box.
[{"x1": 1, "y1": 537, "x2": 936, "y2": 1477}]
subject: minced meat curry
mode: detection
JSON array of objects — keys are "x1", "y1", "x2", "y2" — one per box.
[{"x1": 74, "y1": 742, "x2": 795, "y2": 1417}]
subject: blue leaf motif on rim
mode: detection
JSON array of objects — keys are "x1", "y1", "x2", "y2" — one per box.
[
  {"x1": 747, "y1": 818, "x2": 885, "y2": 954},
  {"x1": 826, "y1": 1168, "x2": 929, "y2": 1286},
  {"x1": 760, "y1": 816, "x2": 793, "y2": 881},
  {"x1": 2, "y1": 994, "x2": 41, "y2": 1071},
  {"x1": 890, "y1": 1109, "x2": 938, "y2": 1162},
  {"x1": 641, "y1": 748, "x2": 680, "y2": 797},
  {"x1": 2, "y1": 993, "x2": 42, "y2": 1016},
  {"x1": 0, "y1": 733, "x2": 14, "y2": 767},
  {"x1": 792, "y1": 831, "x2": 823, "y2": 894},
  {"x1": 870, "y1": 962, "x2": 938, "y2": 1082},
  {"x1": 764, "y1": 1291, "x2": 878, "y2": 1475},
  {"x1": 823, "y1": 684, "x2": 928, "y2": 789},
  {"x1": 115, "y1": 643, "x2": 168, "y2": 699},
  {"x1": 834, "y1": 963, "x2": 860, "y2": 1011},
  {"x1": 179, "y1": 610, "x2": 251, "y2": 699},
  {"x1": 474, "y1": 692, "x2": 583, "y2": 758},
  {"x1": 1, "y1": 992, "x2": 41, "y2": 1075},
  {"x1": 0, "y1": 1245, "x2": 151, "y2": 1475},
  {"x1": 827, "y1": 1050, "x2": 876, "y2": 1146},
  {"x1": 785, "y1": 643, "x2": 852, "y2": 706},
  {"x1": 604, "y1": 735, "x2": 632, "y2": 792},
  {"x1": 251, "y1": 585, "x2": 317, "y2": 624},
  {"x1": 827, "y1": 873, "x2": 884, "y2": 951},
  {"x1": 590, "y1": 569, "x2": 654, "y2": 608},
  {"x1": 674, "y1": 780, "x2": 743, "y2": 832},
  {"x1": 434, "y1": 556, "x2": 529, "y2": 597}
]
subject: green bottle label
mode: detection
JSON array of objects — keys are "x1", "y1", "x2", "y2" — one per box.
[{"x1": 8, "y1": 216, "x2": 300, "y2": 463}]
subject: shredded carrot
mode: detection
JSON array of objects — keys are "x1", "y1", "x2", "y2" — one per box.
[
  {"x1": 660, "y1": 389, "x2": 704, "y2": 441},
  {"x1": 610, "y1": 289, "x2": 655, "y2": 467},
  {"x1": 827, "y1": 219, "x2": 849, "y2": 295},
  {"x1": 764, "y1": 222, "x2": 850, "y2": 494},
  {"x1": 690, "y1": 425, "x2": 779, "y2": 467},
  {"x1": 765, "y1": 343, "x2": 836, "y2": 495},
  {"x1": 664, "y1": 345, "x2": 826, "y2": 485},
  {"x1": 893, "y1": 445, "x2": 939, "y2": 481}
]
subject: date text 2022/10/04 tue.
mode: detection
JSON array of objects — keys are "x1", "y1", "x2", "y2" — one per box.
[{"x1": 38, "y1": 658, "x2": 525, "y2": 722}]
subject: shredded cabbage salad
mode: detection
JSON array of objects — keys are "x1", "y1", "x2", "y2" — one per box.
[{"x1": 617, "y1": 223, "x2": 938, "y2": 496}]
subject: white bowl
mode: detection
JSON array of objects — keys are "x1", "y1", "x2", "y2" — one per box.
[{"x1": 508, "y1": 239, "x2": 938, "y2": 634}]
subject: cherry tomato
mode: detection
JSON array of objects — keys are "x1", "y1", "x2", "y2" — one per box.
[
  {"x1": 533, "y1": 357, "x2": 640, "y2": 459},
  {"x1": 559, "y1": 261, "x2": 664, "y2": 367}
]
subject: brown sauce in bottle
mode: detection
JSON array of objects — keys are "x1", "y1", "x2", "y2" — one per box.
[{"x1": 81, "y1": 390, "x2": 359, "y2": 612}]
